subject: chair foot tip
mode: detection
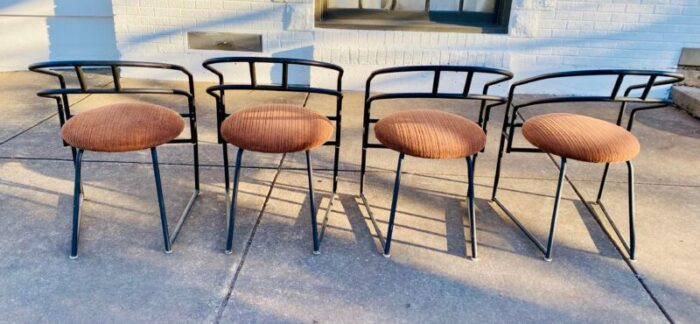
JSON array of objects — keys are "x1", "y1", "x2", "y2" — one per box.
[
  {"x1": 69, "y1": 255, "x2": 78, "y2": 260},
  {"x1": 470, "y1": 257, "x2": 478, "y2": 261},
  {"x1": 544, "y1": 257, "x2": 552, "y2": 262},
  {"x1": 382, "y1": 253, "x2": 391, "y2": 258},
  {"x1": 225, "y1": 250, "x2": 233, "y2": 255},
  {"x1": 312, "y1": 250, "x2": 321, "y2": 255},
  {"x1": 164, "y1": 250, "x2": 173, "y2": 254}
]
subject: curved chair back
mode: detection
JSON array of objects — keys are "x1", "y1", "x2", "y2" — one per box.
[
  {"x1": 501, "y1": 70, "x2": 684, "y2": 154},
  {"x1": 202, "y1": 56, "x2": 344, "y2": 147},
  {"x1": 360, "y1": 65, "x2": 514, "y2": 193},
  {"x1": 491, "y1": 70, "x2": 684, "y2": 262},
  {"x1": 28, "y1": 60, "x2": 198, "y2": 147}
]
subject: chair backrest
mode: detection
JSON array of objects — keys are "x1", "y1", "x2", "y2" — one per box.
[
  {"x1": 202, "y1": 56, "x2": 344, "y2": 146},
  {"x1": 29, "y1": 60, "x2": 197, "y2": 146},
  {"x1": 362, "y1": 65, "x2": 514, "y2": 150},
  {"x1": 502, "y1": 70, "x2": 684, "y2": 153}
]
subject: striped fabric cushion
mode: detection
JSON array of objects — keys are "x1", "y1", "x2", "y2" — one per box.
[
  {"x1": 61, "y1": 102, "x2": 184, "y2": 152},
  {"x1": 221, "y1": 104, "x2": 333, "y2": 153},
  {"x1": 523, "y1": 113, "x2": 640, "y2": 163},
  {"x1": 374, "y1": 109, "x2": 486, "y2": 159}
]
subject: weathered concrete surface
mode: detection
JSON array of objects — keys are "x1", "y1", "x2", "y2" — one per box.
[
  {"x1": 219, "y1": 170, "x2": 668, "y2": 323},
  {"x1": 0, "y1": 71, "x2": 112, "y2": 143},
  {"x1": 561, "y1": 105, "x2": 700, "y2": 323},
  {"x1": 0, "y1": 159, "x2": 276, "y2": 322},
  {"x1": 1, "y1": 72, "x2": 698, "y2": 323},
  {"x1": 672, "y1": 86, "x2": 700, "y2": 118}
]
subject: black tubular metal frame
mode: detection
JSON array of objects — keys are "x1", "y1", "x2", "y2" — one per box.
[
  {"x1": 29, "y1": 60, "x2": 200, "y2": 259},
  {"x1": 490, "y1": 69, "x2": 684, "y2": 261},
  {"x1": 359, "y1": 65, "x2": 513, "y2": 258},
  {"x1": 202, "y1": 56, "x2": 344, "y2": 254}
]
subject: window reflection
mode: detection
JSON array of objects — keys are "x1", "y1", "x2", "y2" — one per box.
[{"x1": 327, "y1": 0, "x2": 497, "y2": 12}]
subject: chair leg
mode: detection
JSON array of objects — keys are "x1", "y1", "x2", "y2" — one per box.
[
  {"x1": 192, "y1": 142, "x2": 201, "y2": 192},
  {"x1": 544, "y1": 157, "x2": 568, "y2": 261},
  {"x1": 222, "y1": 143, "x2": 231, "y2": 208},
  {"x1": 627, "y1": 161, "x2": 636, "y2": 260},
  {"x1": 226, "y1": 148, "x2": 244, "y2": 254},
  {"x1": 332, "y1": 145, "x2": 340, "y2": 194},
  {"x1": 305, "y1": 151, "x2": 321, "y2": 254},
  {"x1": 596, "y1": 163, "x2": 611, "y2": 203},
  {"x1": 466, "y1": 155, "x2": 477, "y2": 260},
  {"x1": 491, "y1": 130, "x2": 508, "y2": 200},
  {"x1": 384, "y1": 153, "x2": 405, "y2": 257},
  {"x1": 69, "y1": 149, "x2": 84, "y2": 259},
  {"x1": 71, "y1": 147, "x2": 85, "y2": 197},
  {"x1": 151, "y1": 148, "x2": 172, "y2": 254}
]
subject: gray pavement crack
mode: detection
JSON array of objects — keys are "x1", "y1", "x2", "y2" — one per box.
[
  {"x1": 212, "y1": 153, "x2": 287, "y2": 324},
  {"x1": 543, "y1": 152, "x2": 674, "y2": 324},
  {"x1": 212, "y1": 93, "x2": 310, "y2": 323}
]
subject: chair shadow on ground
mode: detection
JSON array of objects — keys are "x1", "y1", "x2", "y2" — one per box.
[
  {"x1": 221, "y1": 169, "x2": 678, "y2": 322},
  {"x1": 264, "y1": 165, "x2": 624, "y2": 262}
]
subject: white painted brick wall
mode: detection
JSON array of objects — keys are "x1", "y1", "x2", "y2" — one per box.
[
  {"x1": 0, "y1": 0, "x2": 118, "y2": 70},
  {"x1": 109, "y1": 0, "x2": 700, "y2": 92},
  {"x1": 5, "y1": 0, "x2": 699, "y2": 93}
]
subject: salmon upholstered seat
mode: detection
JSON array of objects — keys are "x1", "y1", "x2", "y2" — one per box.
[
  {"x1": 374, "y1": 109, "x2": 486, "y2": 159},
  {"x1": 60, "y1": 102, "x2": 185, "y2": 152},
  {"x1": 522, "y1": 113, "x2": 640, "y2": 163},
  {"x1": 221, "y1": 104, "x2": 333, "y2": 153}
]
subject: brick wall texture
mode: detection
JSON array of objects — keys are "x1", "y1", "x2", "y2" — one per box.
[{"x1": 111, "y1": 0, "x2": 700, "y2": 90}]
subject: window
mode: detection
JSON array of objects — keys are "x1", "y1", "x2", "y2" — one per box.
[{"x1": 315, "y1": 0, "x2": 512, "y2": 33}]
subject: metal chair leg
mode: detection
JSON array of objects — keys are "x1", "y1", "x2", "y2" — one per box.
[
  {"x1": 383, "y1": 153, "x2": 405, "y2": 257},
  {"x1": 225, "y1": 148, "x2": 244, "y2": 254},
  {"x1": 69, "y1": 149, "x2": 84, "y2": 259},
  {"x1": 544, "y1": 157, "x2": 568, "y2": 261},
  {"x1": 305, "y1": 151, "x2": 321, "y2": 254},
  {"x1": 222, "y1": 143, "x2": 230, "y2": 195},
  {"x1": 193, "y1": 142, "x2": 201, "y2": 192},
  {"x1": 466, "y1": 156, "x2": 477, "y2": 260},
  {"x1": 627, "y1": 161, "x2": 636, "y2": 260},
  {"x1": 151, "y1": 147, "x2": 172, "y2": 254},
  {"x1": 223, "y1": 143, "x2": 231, "y2": 220},
  {"x1": 596, "y1": 163, "x2": 611, "y2": 202},
  {"x1": 71, "y1": 146, "x2": 85, "y2": 197},
  {"x1": 491, "y1": 130, "x2": 508, "y2": 200},
  {"x1": 332, "y1": 145, "x2": 340, "y2": 194}
]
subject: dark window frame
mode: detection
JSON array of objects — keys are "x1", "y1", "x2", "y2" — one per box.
[{"x1": 315, "y1": 0, "x2": 512, "y2": 33}]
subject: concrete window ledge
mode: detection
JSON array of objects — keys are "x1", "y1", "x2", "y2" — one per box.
[{"x1": 672, "y1": 86, "x2": 700, "y2": 119}]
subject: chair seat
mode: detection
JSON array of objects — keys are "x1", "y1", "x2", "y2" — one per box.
[
  {"x1": 221, "y1": 104, "x2": 333, "y2": 153},
  {"x1": 522, "y1": 113, "x2": 640, "y2": 163},
  {"x1": 374, "y1": 109, "x2": 486, "y2": 159},
  {"x1": 60, "y1": 102, "x2": 184, "y2": 152}
]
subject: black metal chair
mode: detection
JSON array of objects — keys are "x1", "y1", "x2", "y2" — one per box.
[
  {"x1": 359, "y1": 65, "x2": 513, "y2": 258},
  {"x1": 203, "y1": 57, "x2": 343, "y2": 255},
  {"x1": 29, "y1": 61, "x2": 200, "y2": 259},
  {"x1": 490, "y1": 70, "x2": 684, "y2": 261}
]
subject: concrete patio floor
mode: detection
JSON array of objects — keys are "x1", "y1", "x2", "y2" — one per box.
[{"x1": 1, "y1": 72, "x2": 698, "y2": 323}]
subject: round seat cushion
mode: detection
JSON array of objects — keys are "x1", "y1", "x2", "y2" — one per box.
[
  {"x1": 221, "y1": 104, "x2": 333, "y2": 153},
  {"x1": 374, "y1": 109, "x2": 486, "y2": 159},
  {"x1": 60, "y1": 102, "x2": 185, "y2": 152},
  {"x1": 522, "y1": 113, "x2": 640, "y2": 163}
]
